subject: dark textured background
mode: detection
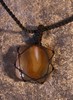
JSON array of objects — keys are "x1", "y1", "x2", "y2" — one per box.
[{"x1": 0, "y1": 0, "x2": 73, "y2": 100}]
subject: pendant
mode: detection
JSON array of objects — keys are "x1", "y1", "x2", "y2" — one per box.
[{"x1": 14, "y1": 44, "x2": 54, "y2": 84}]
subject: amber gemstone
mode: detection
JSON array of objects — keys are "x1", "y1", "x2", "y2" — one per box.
[{"x1": 16, "y1": 45, "x2": 50, "y2": 80}]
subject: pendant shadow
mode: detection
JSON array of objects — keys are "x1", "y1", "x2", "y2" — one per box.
[{"x1": 2, "y1": 46, "x2": 19, "y2": 81}]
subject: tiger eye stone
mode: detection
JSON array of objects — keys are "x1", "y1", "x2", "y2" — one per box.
[{"x1": 16, "y1": 45, "x2": 49, "y2": 79}]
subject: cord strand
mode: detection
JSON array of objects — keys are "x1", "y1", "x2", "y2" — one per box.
[
  {"x1": 0, "y1": 0, "x2": 30, "y2": 32},
  {"x1": 0, "y1": 0, "x2": 73, "y2": 33}
]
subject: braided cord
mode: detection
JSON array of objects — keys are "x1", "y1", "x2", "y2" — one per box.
[
  {"x1": 0, "y1": 0, "x2": 73, "y2": 33},
  {"x1": 0, "y1": 0, "x2": 32, "y2": 32}
]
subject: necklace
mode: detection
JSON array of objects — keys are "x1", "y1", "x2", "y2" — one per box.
[{"x1": 0, "y1": 0, "x2": 73, "y2": 83}]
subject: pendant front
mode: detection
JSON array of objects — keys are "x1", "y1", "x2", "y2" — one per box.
[{"x1": 15, "y1": 45, "x2": 53, "y2": 83}]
